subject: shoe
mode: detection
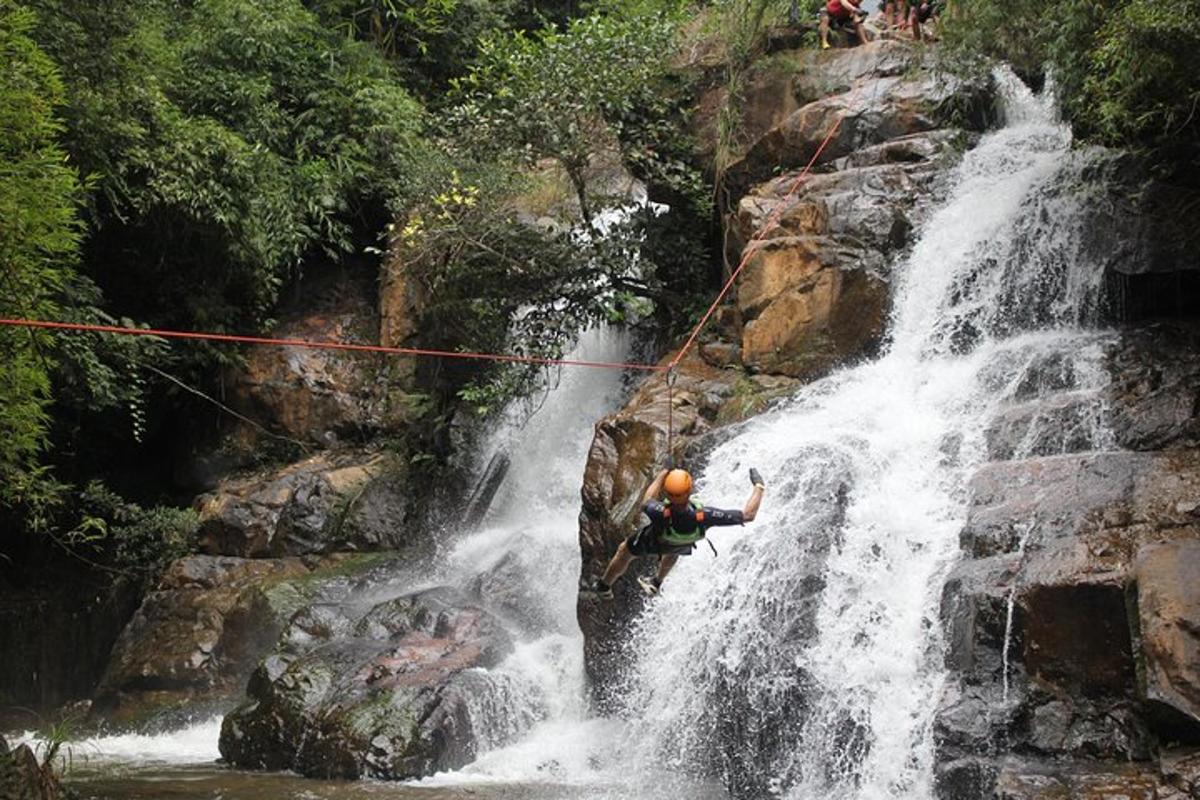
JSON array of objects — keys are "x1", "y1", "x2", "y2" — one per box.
[
  {"x1": 637, "y1": 576, "x2": 662, "y2": 597},
  {"x1": 590, "y1": 580, "x2": 614, "y2": 601},
  {"x1": 821, "y1": 40, "x2": 831, "y2": 50}
]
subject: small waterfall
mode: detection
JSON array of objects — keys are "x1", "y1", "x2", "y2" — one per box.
[
  {"x1": 418, "y1": 326, "x2": 639, "y2": 785},
  {"x1": 616, "y1": 69, "x2": 1117, "y2": 799}
]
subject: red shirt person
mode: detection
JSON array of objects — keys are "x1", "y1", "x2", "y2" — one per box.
[{"x1": 820, "y1": 0, "x2": 871, "y2": 49}]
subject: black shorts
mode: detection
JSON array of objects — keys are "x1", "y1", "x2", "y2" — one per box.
[{"x1": 625, "y1": 526, "x2": 696, "y2": 557}]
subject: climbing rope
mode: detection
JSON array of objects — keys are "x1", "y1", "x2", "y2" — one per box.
[
  {"x1": 0, "y1": 318, "x2": 665, "y2": 372},
  {"x1": 666, "y1": 366, "x2": 677, "y2": 465}
]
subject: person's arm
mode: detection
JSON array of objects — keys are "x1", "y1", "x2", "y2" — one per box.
[
  {"x1": 642, "y1": 469, "x2": 668, "y2": 505},
  {"x1": 839, "y1": 0, "x2": 863, "y2": 13},
  {"x1": 743, "y1": 468, "x2": 765, "y2": 522}
]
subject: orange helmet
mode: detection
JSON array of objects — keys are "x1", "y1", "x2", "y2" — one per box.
[{"x1": 663, "y1": 469, "x2": 693, "y2": 501}]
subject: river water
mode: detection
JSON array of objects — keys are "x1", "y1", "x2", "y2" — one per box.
[{"x1": 14, "y1": 68, "x2": 1118, "y2": 800}]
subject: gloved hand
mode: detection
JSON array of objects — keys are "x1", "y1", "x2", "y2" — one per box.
[{"x1": 749, "y1": 468, "x2": 765, "y2": 489}]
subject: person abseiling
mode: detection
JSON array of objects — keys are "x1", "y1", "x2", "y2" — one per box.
[{"x1": 591, "y1": 466, "x2": 766, "y2": 599}]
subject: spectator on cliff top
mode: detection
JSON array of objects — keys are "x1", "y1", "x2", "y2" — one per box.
[
  {"x1": 820, "y1": 0, "x2": 871, "y2": 50},
  {"x1": 884, "y1": 0, "x2": 909, "y2": 30},
  {"x1": 909, "y1": 0, "x2": 940, "y2": 41}
]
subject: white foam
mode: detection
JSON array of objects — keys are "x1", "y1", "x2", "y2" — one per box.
[{"x1": 12, "y1": 717, "x2": 223, "y2": 767}]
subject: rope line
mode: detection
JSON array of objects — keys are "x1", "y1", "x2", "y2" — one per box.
[{"x1": 0, "y1": 318, "x2": 665, "y2": 373}]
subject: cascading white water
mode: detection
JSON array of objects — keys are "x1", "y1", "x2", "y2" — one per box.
[
  {"x1": 417, "y1": 326, "x2": 642, "y2": 788},
  {"x1": 614, "y1": 69, "x2": 1116, "y2": 800}
]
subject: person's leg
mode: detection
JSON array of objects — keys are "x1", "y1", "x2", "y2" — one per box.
[
  {"x1": 656, "y1": 554, "x2": 680, "y2": 583},
  {"x1": 898, "y1": 0, "x2": 909, "y2": 27},
  {"x1": 883, "y1": 0, "x2": 895, "y2": 26},
  {"x1": 601, "y1": 541, "x2": 635, "y2": 586},
  {"x1": 854, "y1": 16, "x2": 870, "y2": 43},
  {"x1": 819, "y1": 11, "x2": 831, "y2": 48}
]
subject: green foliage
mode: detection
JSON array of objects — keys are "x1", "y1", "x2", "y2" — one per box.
[
  {"x1": 1084, "y1": 0, "x2": 1200, "y2": 156},
  {"x1": 410, "y1": 5, "x2": 716, "y2": 411},
  {"x1": 29, "y1": 0, "x2": 426, "y2": 337},
  {"x1": 445, "y1": 9, "x2": 682, "y2": 227},
  {"x1": 0, "y1": 0, "x2": 81, "y2": 513},
  {"x1": 395, "y1": 162, "x2": 635, "y2": 410},
  {"x1": 311, "y1": 0, "x2": 519, "y2": 95},
  {"x1": 710, "y1": 0, "x2": 789, "y2": 171},
  {"x1": 70, "y1": 481, "x2": 198, "y2": 580},
  {"x1": 940, "y1": 0, "x2": 1200, "y2": 173}
]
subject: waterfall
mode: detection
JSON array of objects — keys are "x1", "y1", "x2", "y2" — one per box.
[
  {"x1": 46, "y1": 68, "x2": 1129, "y2": 800},
  {"x1": 616, "y1": 69, "x2": 1115, "y2": 799},
  {"x1": 417, "y1": 325, "x2": 641, "y2": 787}
]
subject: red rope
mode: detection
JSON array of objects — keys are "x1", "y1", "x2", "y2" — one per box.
[
  {"x1": 668, "y1": 111, "x2": 848, "y2": 372},
  {"x1": 666, "y1": 368, "x2": 676, "y2": 465},
  {"x1": 0, "y1": 318, "x2": 666, "y2": 373}
]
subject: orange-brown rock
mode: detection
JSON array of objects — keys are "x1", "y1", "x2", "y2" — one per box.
[
  {"x1": 731, "y1": 130, "x2": 961, "y2": 378},
  {"x1": 1134, "y1": 541, "x2": 1200, "y2": 738},
  {"x1": 230, "y1": 278, "x2": 415, "y2": 447}
]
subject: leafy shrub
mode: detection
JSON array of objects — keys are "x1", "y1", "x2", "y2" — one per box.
[
  {"x1": 28, "y1": 0, "x2": 426, "y2": 338},
  {"x1": 0, "y1": 0, "x2": 82, "y2": 513},
  {"x1": 940, "y1": 0, "x2": 1200, "y2": 176}
]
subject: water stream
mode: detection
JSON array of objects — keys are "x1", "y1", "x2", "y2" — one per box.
[{"x1": 16, "y1": 68, "x2": 1125, "y2": 800}]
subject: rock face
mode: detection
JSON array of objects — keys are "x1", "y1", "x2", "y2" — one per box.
[
  {"x1": 89, "y1": 553, "x2": 395, "y2": 728},
  {"x1": 220, "y1": 588, "x2": 527, "y2": 780},
  {"x1": 934, "y1": 322, "x2": 1200, "y2": 799},
  {"x1": 229, "y1": 275, "x2": 416, "y2": 448},
  {"x1": 723, "y1": 42, "x2": 992, "y2": 195},
  {"x1": 731, "y1": 129, "x2": 962, "y2": 377},
  {"x1": 92, "y1": 556, "x2": 304, "y2": 727},
  {"x1": 196, "y1": 450, "x2": 417, "y2": 558},
  {"x1": 1135, "y1": 541, "x2": 1200, "y2": 738},
  {"x1": 578, "y1": 39, "x2": 987, "y2": 705},
  {"x1": 724, "y1": 41, "x2": 984, "y2": 380}
]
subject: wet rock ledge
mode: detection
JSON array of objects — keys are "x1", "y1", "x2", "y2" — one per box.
[{"x1": 934, "y1": 323, "x2": 1200, "y2": 799}]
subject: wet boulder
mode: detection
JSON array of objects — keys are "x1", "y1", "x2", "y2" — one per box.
[
  {"x1": 992, "y1": 759, "x2": 1162, "y2": 800},
  {"x1": 196, "y1": 450, "x2": 417, "y2": 558},
  {"x1": 935, "y1": 447, "x2": 1200, "y2": 797},
  {"x1": 90, "y1": 553, "x2": 394, "y2": 729},
  {"x1": 1105, "y1": 324, "x2": 1200, "y2": 452},
  {"x1": 220, "y1": 588, "x2": 529, "y2": 780},
  {"x1": 0, "y1": 738, "x2": 67, "y2": 800}
]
